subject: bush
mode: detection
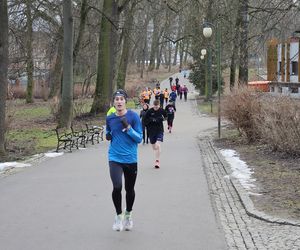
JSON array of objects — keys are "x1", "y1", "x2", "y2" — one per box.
[
  {"x1": 222, "y1": 87, "x2": 300, "y2": 155},
  {"x1": 222, "y1": 86, "x2": 262, "y2": 142},
  {"x1": 7, "y1": 85, "x2": 26, "y2": 99},
  {"x1": 257, "y1": 96, "x2": 300, "y2": 154}
]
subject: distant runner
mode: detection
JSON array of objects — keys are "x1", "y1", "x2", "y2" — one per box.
[
  {"x1": 140, "y1": 103, "x2": 149, "y2": 144},
  {"x1": 165, "y1": 100, "x2": 176, "y2": 133}
]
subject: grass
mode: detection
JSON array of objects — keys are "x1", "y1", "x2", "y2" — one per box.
[
  {"x1": 7, "y1": 128, "x2": 57, "y2": 157},
  {"x1": 14, "y1": 106, "x2": 51, "y2": 119},
  {"x1": 198, "y1": 100, "x2": 217, "y2": 114}
]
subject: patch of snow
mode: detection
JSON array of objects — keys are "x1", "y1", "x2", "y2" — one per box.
[
  {"x1": 44, "y1": 152, "x2": 64, "y2": 158},
  {"x1": 220, "y1": 149, "x2": 257, "y2": 191},
  {"x1": 248, "y1": 192, "x2": 262, "y2": 196},
  {"x1": 0, "y1": 162, "x2": 31, "y2": 171}
]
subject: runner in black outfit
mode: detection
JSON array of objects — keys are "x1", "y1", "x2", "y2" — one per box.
[
  {"x1": 140, "y1": 103, "x2": 149, "y2": 144},
  {"x1": 144, "y1": 100, "x2": 167, "y2": 168},
  {"x1": 165, "y1": 101, "x2": 176, "y2": 133}
]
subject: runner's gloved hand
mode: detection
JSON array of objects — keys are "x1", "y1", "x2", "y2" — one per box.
[
  {"x1": 106, "y1": 133, "x2": 112, "y2": 141},
  {"x1": 120, "y1": 116, "x2": 129, "y2": 129}
]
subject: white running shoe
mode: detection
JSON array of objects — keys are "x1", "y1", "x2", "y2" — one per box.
[
  {"x1": 123, "y1": 211, "x2": 133, "y2": 231},
  {"x1": 112, "y1": 214, "x2": 123, "y2": 231}
]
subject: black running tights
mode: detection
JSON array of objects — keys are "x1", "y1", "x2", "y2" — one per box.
[{"x1": 109, "y1": 161, "x2": 137, "y2": 215}]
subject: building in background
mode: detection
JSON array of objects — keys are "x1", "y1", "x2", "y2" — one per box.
[
  {"x1": 267, "y1": 37, "x2": 300, "y2": 83},
  {"x1": 267, "y1": 37, "x2": 300, "y2": 96}
]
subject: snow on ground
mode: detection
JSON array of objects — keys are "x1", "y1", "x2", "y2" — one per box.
[
  {"x1": 0, "y1": 162, "x2": 31, "y2": 171},
  {"x1": 0, "y1": 151, "x2": 64, "y2": 172},
  {"x1": 220, "y1": 149, "x2": 257, "y2": 191},
  {"x1": 44, "y1": 152, "x2": 64, "y2": 157}
]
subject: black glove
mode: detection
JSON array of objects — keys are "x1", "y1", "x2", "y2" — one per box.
[
  {"x1": 120, "y1": 116, "x2": 129, "y2": 129},
  {"x1": 106, "y1": 133, "x2": 112, "y2": 141}
]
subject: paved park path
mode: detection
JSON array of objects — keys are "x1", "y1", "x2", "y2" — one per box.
[{"x1": 0, "y1": 73, "x2": 227, "y2": 250}]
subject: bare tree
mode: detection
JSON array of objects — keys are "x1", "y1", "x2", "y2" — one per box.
[
  {"x1": 238, "y1": 0, "x2": 249, "y2": 85},
  {"x1": 25, "y1": 0, "x2": 34, "y2": 103},
  {"x1": 58, "y1": 0, "x2": 74, "y2": 128},
  {"x1": 116, "y1": 2, "x2": 136, "y2": 89},
  {"x1": 90, "y1": 0, "x2": 130, "y2": 114},
  {"x1": 0, "y1": 0, "x2": 8, "y2": 157}
]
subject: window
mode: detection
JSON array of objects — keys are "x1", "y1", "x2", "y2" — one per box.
[
  {"x1": 292, "y1": 61, "x2": 298, "y2": 75},
  {"x1": 278, "y1": 62, "x2": 282, "y2": 74}
]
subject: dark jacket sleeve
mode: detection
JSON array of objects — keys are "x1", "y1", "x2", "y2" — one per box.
[
  {"x1": 143, "y1": 109, "x2": 151, "y2": 126},
  {"x1": 162, "y1": 109, "x2": 167, "y2": 119}
]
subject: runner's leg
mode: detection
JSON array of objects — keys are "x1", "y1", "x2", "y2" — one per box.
[
  {"x1": 152, "y1": 142, "x2": 161, "y2": 161},
  {"x1": 123, "y1": 163, "x2": 138, "y2": 212},
  {"x1": 109, "y1": 161, "x2": 123, "y2": 215},
  {"x1": 142, "y1": 124, "x2": 146, "y2": 143}
]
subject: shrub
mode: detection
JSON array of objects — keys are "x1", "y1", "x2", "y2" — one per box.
[
  {"x1": 7, "y1": 85, "x2": 26, "y2": 99},
  {"x1": 257, "y1": 96, "x2": 300, "y2": 154},
  {"x1": 222, "y1": 87, "x2": 300, "y2": 155},
  {"x1": 222, "y1": 86, "x2": 262, "y2": 142}
]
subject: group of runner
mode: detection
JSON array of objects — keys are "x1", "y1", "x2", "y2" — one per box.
[
  {"x1": 139, "y1": 78, "x2": 188, "y2": 107},
  {"x1": 105, "y1": 75, "x2": 187, "y2": 232},
  {"x1": 169, "y1": 76, "x2": 189, "y2": 101}
]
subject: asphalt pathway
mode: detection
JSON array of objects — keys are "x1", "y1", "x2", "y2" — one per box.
[{"x1": 0, "y1": 72, "x2": 227, "y2": 250}]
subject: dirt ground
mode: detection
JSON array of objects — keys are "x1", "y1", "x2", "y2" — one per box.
[{"x1": 214, "y1": 126, "x2": 300, "y2": 221}]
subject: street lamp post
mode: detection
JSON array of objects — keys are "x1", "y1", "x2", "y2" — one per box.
[
  {"x1": 201, "y1": 49, "x2": 208, "y2": 100},
  {"x1": 203, "y1": 22, "x2": 221, "y2": 138}
]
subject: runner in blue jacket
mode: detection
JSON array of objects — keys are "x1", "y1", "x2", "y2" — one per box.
[{"x1": 106, "y1": 89, "x2": 143, "y2": 231}]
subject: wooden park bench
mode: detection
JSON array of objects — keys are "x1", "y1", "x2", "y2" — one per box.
[
  {"x1": 54, "y1": 128, "x2": 80, "y2": 152},
  {"x1": 85, "y1": 123, "x2": 104, "y2": 145}
]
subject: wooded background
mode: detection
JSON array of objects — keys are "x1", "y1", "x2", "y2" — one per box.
[{"x1": 1, "y1": 0, "x2": 300, "y2": 156}]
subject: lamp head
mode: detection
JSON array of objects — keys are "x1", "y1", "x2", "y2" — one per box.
[{"x1": 203, "y1": 27, "x2": 212, "y2": 38}]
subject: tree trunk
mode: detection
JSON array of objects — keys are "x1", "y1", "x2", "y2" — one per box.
[
  {"x1": 168, "y1": 41, "x2": 172, "y2": 72},
  {"x1": 173, "y1": 42, "x2": 178, "y2": 66},
  {"x1": 25, "y1": 0, "x2": 34, "y2": 103},
  {"x1": 156, "y1": 43, "x2": 163, "y2": 70},
  {"x1": 49, "y1": 30, "x2": 63, "y2": 99},
  {"x1": 140, "y1": 38, "x2": 147, "y2": 78},
  {"x1": 0, "y1": 0, "x2": 8, "y2": 157},
  {"x1": 148, "y1": 14, "x2": 160, "y2": 71},
  {"x1": 230, "y1": 5, "x2": 241, "y2": 90},
  {"x1": 59, "y1": 0, "x2": 74, "y2": 128},
  {"x1": 91, "y1": 0, "x2": 119, "y2": 114},
  {"x1": 179, "y1": 41, "x2": 184, "y2": 69},
  {"x1": 172, "y1": 15, "x2": 182, "y2": 66},
  {"x1": 117, "y1": 4, "x2": 134, "y2": 89},
  {"x1": 73, "y1": 0, "x2": 88, "y2": 67},
  {"x1": 238, "y1": 0, "x2": 249, "y2": 85},
  {"x1": 184, "y1": 41, "x2": 189, "y2": 65}
]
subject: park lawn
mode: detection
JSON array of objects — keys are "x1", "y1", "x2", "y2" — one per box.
[
  {"x1": 5, "y1": 98, "x2": 106, "y2": 161},
  {"x1": 198, "y1": 100, "x2": 217, "y2": 114},
  {"x1": 14, "y1": 105, "x2": 51, "y2": 119},
  {"x1": 6, "y1": 128, "x2": 57, "y2": 159}
]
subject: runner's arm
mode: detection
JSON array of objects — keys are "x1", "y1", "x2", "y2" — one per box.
[
  {"x1": 106, "y1": 117, "x2": 112, "y2": 140},
  {"x1": 126, "y1": 114, "x2": 143, "y2": 143}
]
